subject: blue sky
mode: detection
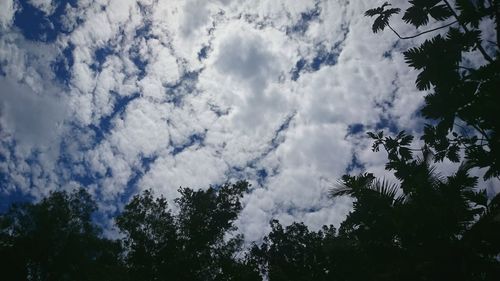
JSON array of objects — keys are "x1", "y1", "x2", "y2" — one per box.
[{"x1": 1, "y1": 0, "x2": 497, "y2": 239}]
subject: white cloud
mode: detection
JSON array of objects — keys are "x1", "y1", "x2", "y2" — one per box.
[
  {"x1": 28, "y1": 0, "x2": 56, "y2": 15},
  {"x1": 140, "y1": 146, "x2": 229, "y2": 197},
  {"x1": 0, "y1": 77, "x2": 67, "y2": 147},
  {"x1": 109, "y1": 99, "x2": 170, "y2": 159},
  {"x1": 0, "y1": 77, "x2": 69, "y2": 196},
  {"x1": 0, "y1": 0, "x2": 17, "y2": 28},
  {"x1": 180, "y1": 0, "x2": 211, "y2": 37}
]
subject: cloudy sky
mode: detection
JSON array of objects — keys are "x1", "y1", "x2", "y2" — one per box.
[{"x1": 0, "y1": 0, "x2": 497, "y2": 240}]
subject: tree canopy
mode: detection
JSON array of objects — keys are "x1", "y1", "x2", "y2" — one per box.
[
  {"x1": 0, "y1": 189, "x2": 125, "y2": 281},
  {"x1": 115, "y1": 181, "x2": 261, "y2": 281}
]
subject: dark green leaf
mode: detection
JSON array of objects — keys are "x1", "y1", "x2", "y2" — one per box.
[
  {"x1": 403, "y1": 5, "x2": 429, "y2": 27},
  {"x1": 428, "y1": 4, "x2": 452, "y2": 21}
]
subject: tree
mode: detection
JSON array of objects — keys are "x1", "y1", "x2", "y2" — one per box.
[
  {"x1": 250, "y1": 220, "x2": 338, "y2": 281},
  {"x1": 116, "y1": 181, "x2": 261, "y2": 281},
  {"x1": 365, "y1": 0, "x2": 500, "y2": 179},
  {"x1": 358, "y1": 3, "x2": 500, "y2": 275},
  {"x1": 252, "y1": 129, "x2": 499, "y2": 280},
  {"x1": 0, "y1": 189, "x2": 125, "y2": 281},
  {"x1": 329, "y1": 131, "x2": 500, "y2": 280}
]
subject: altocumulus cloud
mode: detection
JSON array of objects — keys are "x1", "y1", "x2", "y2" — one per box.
[{"x1": 4, "y1": 0, "x2": 492, "y2": 241}]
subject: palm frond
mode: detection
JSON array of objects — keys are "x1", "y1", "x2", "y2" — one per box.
[
  {"x1": 329, "y1": 185, "x2": 355, "y2": 198},
  {"x1": 330, "y1": 174, "x2": 404, "y2": 205},
  {"x1": 329, "y1": 173, "x2": 375, "y2": 198},
  {"x1": 371, "y1": 179, "x2": 401, "y2": 202}
]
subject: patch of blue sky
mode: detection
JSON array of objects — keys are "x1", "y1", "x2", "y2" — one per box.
[
  {"x1": 90, "y1": 179, "x2": 140, "y2": 229},
  {"x1": 128, "y1": 38, "x2": 149, "y2": 79},
  {"x1": 134, "y1": 20, "x2": 156, "y2": 41},
  {"x1": 255, "y1": 165, "x2": 281, "y2": 187},
  {"x1": 89, "y1": 92, "x2": 141, "y2": 144},
  {"x1": 256, "y1": 168, "x2": 268, "y2": 182},
  {"x1": 208, "y1": 103, "x2": 229, "y2": 117},
  {"x1": 290, "y1": 47, "x2": 341, "y2": 81},
  {"x1": 165, "y1": 70, "x2": 200, "y2": 106},
  {"x1": 286, "y1": 2, "x2": 321, "y2": 36},
  {"x1": 171, "y1": 132, "x2": 206, "y2": 156},
  {"x1": 371, "y1": 82, "x2": 404, "y2": 135},
  {"x1": 269, "y1": 112, "x2": 295, "y2": 149},
  {"x1": 224, "y1": 113, "x2": 294, "y2": 185},
  {"x1": 113, "y1": 155, "x2": 159, "y2": 206},
  {"x1": 291, "y1": 23, "x2": 349, "y2": 80},
  {"x1": 56, "y1": 139, "x2": 105, "y2": 187},
  {"x1": 70, "y1": 165, "x2": 105, "y2": 187},
  {"x1": 0, "y1": 143, "x2": 51, "y2": 212},
  {"x1": 55, "y1": 152, "x2": 148, "y2": 230},
  {"x1": 347, "y1": 123, "x2": 365, "y2": 135},
  {"x1": 375, "y1": 117, "x2": 400, "y2": 135},
  {"x1": 51, "y1": 43, "x2": 74, "y2": 85},
  {"x1": 383, "y1": 50, "x2": 393, "y2": 59},
  {"x1": 382, "y1": 41, "x2": 403, "y2": 59},
  {"x1": 56, "y1": 141, "x2": 158, "y2": 222},
  {"x1": 198, "y1": 45, "x2": 211, "y2": 61},
  {"x1": 285, "y1": 204, "x2": 323, "y2": 217},
  {"x1": 128, "y1": 21, "x2": 157, "y2": 79},
  {"x1": 0, "y1": 184, "x2": 23, "y2": 213},
  {"x1": 310, "y1": 49, "x2": 339, "y2": 71},
  {"x1": 345, "y1": 153, "x2": 365, "y2": 174},
  {"x1": 14, "y1": 0, "x2": 78, "y2": 42},
  {"x1": 90, "y1": 46, "x2": 114, "y2": 72},
  {"x1": 291, "y1": 58, "x2": 307, "y2": 81},
  {"x1": 225, "y1": 165, "x2": 246, "y2": 181},
  {"x1": 0, "y1": 186, "x2": 35, "y2": 212},
  {"x1": 130, "y1": 53, "x2": 147, "y2": 80},
  {"x1": 0, "y1": 139, "x2": 16, "y2": 175},
  {"x1": 140, "y1": 155, "x2": 157, "y2": 171},
  {"x1": 117, "y1": 168, "x2": 143, "y2": 203}
]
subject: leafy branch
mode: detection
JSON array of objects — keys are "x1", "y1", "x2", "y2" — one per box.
[{"x1": 442, "y1": 0, "x2": 494, "y2": 62}]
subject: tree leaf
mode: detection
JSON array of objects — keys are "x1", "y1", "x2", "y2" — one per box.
[
  {"x1": 428, "y1": 4, "x2": 452, "y2": 21},
  {"x1": 403, "y1": 5, "x2": 429, "y2": 27}
]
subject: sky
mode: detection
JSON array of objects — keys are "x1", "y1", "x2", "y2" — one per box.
[{"x1": 0, "y1": 0, "x2": 498, "y2": 240}]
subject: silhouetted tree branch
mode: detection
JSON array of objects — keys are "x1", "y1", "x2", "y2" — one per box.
[
  {"x1": 387, "y1": 20, "x2": 458, "y2": 39},
  {"x1": 442, "y1": 0, "x2": 494, "y2": 62}
]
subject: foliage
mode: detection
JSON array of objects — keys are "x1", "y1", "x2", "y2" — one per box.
[
  {"x1": 2, "y1": 169, "x2": 498, "y2": 281},
  {"x1": 365, "y1": 2, "x2": 401, "y2": 33},
  {"x1": 0, "y1": 183, "x2": 261, "y2": 281},
  {"x1": 252, "y1": 132, "x2": 500, "y2": 280},
  {"x1": 250, "y1": 220, "x2": 338, "y2": 281},
  {"x1": 251, "y1": 3, "x2": 500, "y2": 279},
  {"x1": 333, "y1": 132, "x2": 500, "y2": 280},
  {"x1": 365, "y1": 0, "x2": 500, "y2": 179},
  {"x1": 0, "y1": 189, "x2": 125, "y2": 281},
  {"x1": 251, "y1": 142, "x2": 499, "y2": 280},
  {"x1": 115, "y1": 181, "x2": 261, "y2": 281}
]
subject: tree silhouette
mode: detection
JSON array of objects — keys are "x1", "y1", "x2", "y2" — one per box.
[
  {"x1": 250, "y1": 220, "x2": 339, "y2": 281},
  {"x1": 252, "y1": 123, "x2": 499, "y2": 280},
  {"x1": 365, "y1": 0, "x2": 500, "y2": 179},
  {"x1": 116, "y1": 181, "x2": 261, "y2": 281},
  {"x1": 328, "y1": 130, "x2": 500, "y2": 280},
  {"x1": 356, "y1": 3, "x2": 500, "y2": 276},
  {"x1": 0, "y1": 189, "x2": 125, "y2": 281}
]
